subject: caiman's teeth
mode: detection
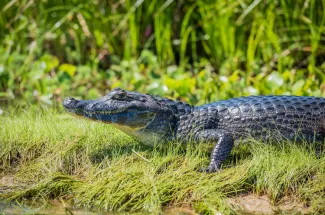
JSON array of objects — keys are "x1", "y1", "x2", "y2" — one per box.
[{"x1": 83, "y1": 109, "x2": 127, "y2": 116}]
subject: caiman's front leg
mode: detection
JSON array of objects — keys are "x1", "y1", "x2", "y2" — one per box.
[{"x1": 195, "y1": 130, "x2": 234, "y2": 173}]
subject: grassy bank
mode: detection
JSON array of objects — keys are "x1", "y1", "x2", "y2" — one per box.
[{"x1": 1, "y1": 107, "x2": 325, "y2": 214}]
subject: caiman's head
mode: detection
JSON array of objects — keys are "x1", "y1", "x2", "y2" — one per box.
[{"x1": 63, "y1": 88, "x2": 186, "y2": 144}]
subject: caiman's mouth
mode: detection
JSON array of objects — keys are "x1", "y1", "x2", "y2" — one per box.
[
  {"x1": 69, "y1": 107, "x2": 128, "y2": 117},
  {"x1": 71, "y1": 108, "x2": 156, "y2": 129}
]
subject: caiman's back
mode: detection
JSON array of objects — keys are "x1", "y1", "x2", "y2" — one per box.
[{"x1": 197, "y1": 95, "x2": 325, "y2": 142}]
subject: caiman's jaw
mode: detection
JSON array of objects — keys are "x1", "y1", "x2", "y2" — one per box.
[
  {"x1": 82, "y1": 109, "x2": 156, "y2": 130},
  {"x1": 62, "y1": 88, "x2": 158, "y2": 130}
]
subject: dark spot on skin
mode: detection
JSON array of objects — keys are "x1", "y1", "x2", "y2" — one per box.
[
  {"x1": 266, "y1": 107, "x2": 275, "y2": 112},
  {"x1": 276, "y1": 118, "x2": 283, "y2": 123},
  {"x1": 296, "y1": 107, "x2": 304, "y2": 112},
  {"x1": 256, "y1": 108, "x2": 265, "y2": 113},
  {"x1": 286, "y1": 114, "x2": 293, "y2": 119},
  {"x1": 319, "y1": 102, "x2": 325, "y2": 108}
]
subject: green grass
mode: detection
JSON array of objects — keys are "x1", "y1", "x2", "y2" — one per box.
[{"x1": 1, "y1": 107, "x2": 325, "y2": 214}]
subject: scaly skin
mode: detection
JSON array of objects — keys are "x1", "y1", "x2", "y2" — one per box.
[{"x1": 63, "y1": 88, "x2": 325, "y2": 172}]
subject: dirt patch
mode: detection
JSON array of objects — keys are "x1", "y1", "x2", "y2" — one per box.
[
  {"x1": 164, "y1": 204, "x2": 199, "y2": 215},
  {"x1": 0, "y1": 175, "x2": 15, "y2": 185},
  {"x1": 228, "y1": 194, "x2": 311, "y2": 215},
  {"x1": 228, "y1": 195, "x2": 273, "y2": 214},
  {"x1": 0, "y1": 175, "x2": 16, "y2": 193},
  {"x1": 277, "y1": 196, "x2": 310, "y2": 214}
]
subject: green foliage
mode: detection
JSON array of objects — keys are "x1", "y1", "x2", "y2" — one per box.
[
  {"x1": 0, "y1": 0, "x2": 325, "y2": 105},
  {"x1": 2, "y1": 108, "x2": 325, "y2": 214}
]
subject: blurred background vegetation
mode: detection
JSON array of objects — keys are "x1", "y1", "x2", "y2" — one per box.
[{"x1": 0, "y1": 0, "x2": 325, "y2": 106}]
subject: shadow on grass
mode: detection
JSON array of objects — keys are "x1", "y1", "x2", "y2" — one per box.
[
  {"x1": 88, "y1": 143, "x2": 153, "y2": 164},
  {"x1": 88, "y1": 139, "x2": 258, "y2": 171}
]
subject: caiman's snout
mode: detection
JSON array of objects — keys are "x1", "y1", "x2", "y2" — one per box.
[
  {"x1": 62, "y1": 97, "x2": 89, "y2": 116},
  {"x1": 62, "y1": 97, "x2": 78, "y2": 109}
]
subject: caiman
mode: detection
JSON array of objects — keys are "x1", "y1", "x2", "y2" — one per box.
[{"x1": 63, "y1": 88, "x2": 325, "y2": 172}]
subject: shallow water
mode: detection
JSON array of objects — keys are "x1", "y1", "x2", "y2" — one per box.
[{"x1": 0, "y1": 200, "x2": 108, "y2": 215}]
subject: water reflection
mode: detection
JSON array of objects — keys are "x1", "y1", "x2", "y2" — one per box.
[{"x1": 0, "y1": 200, "x2": 107, "y2": 215}]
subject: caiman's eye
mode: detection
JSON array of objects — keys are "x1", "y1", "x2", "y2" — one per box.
[{"x1": 113, "y1": 92, "x2": 127, "y2": 100}]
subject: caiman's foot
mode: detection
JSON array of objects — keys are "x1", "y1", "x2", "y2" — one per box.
[{"x1": 198, "y1": 164, "x2": 221, "y2": 173}]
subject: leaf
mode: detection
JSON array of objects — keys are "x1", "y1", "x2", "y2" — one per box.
[
  {"x1": 59, "y1": 64, "x2": 77, "y2": 77},
  {"x1": 40, "y1": 94, "x2": 53, "y2": 105},
  {"x1": 41, "y1": 55, "x2": 59, "y2": 73},
  {"x1": 146, "y1": 82, "x2": 168, "y2": 95},
  {"x1": 292, "y1": 80, "x2": 305, "y2": 95},
  {"x1": 266, "y1": 72, "x2": 284, "y2": 90}
]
